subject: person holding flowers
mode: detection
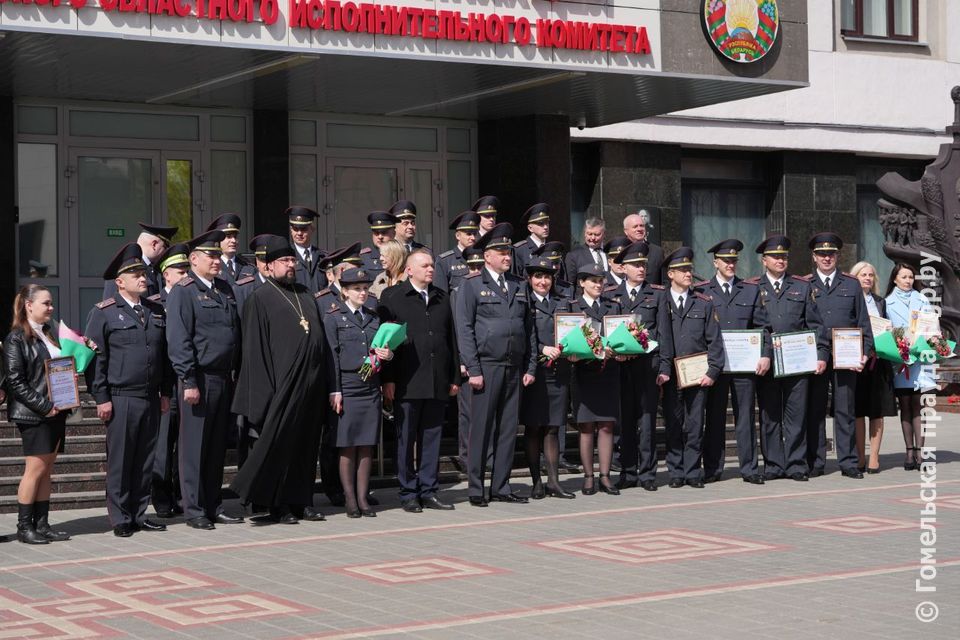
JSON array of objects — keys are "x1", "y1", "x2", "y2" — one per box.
[
  {"x1": 884, "y1": 262, "x2": 936, "y2": 471},
  {"x1": 608, "y1": 241, "x2": 673, "y2": 492},
  {"x1": 520, "y1": 258, "x2": 576, "y2": 500},
  {"x1": 567, "y1": 263, "x2": 624, "y2": 496},
  {"x1": 323, "y1": 267, "x2": 393, "y2": 518}
]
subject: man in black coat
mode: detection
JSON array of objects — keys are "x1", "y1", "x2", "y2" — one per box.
[
  {"x1": 565, "y1": 217, "x2": 608, "y2": 279},
  {"x1": 623, "y1": 212, "x2": 664, "y2": 285},
  {"x1": 378, "y1": 249, "x2": 460, "y2": 512}
]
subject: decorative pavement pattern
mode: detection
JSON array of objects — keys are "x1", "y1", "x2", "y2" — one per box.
[{"x1": 1, "y1": 414, "x2": 958, "y2": 639}]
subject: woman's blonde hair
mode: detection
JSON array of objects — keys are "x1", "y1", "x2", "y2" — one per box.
[
  {"x1": 379, "y1": 240, "x2": 408, "y2": 282},
  {"x1": 849, "y1": 261, "x2": 879, "y2": 296}
]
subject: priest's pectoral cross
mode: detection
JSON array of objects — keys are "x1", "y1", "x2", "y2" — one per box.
[{"x1": 300, "y1": 318, "x2": 310, "y2": 334}]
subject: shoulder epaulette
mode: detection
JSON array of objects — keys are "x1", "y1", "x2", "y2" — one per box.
[
  {"x1": 694, "y1": 292, "x2": 713, "y2": 302},
  {"x1": 325, "y1": 303, "x2": 341, "y2": 314},
  {"x1": 235, "y1": 275, "x2": 255, "y2": 286},
  {"x1": 505, "y1": 272, "x2": 524, "y2": 282},
  {"x1": 314, "y1": 288, "x2": 332, "y2": 299},
  {"x1": 439, "y1": 249, "x2": 455, "y2": 258},
  {"x1": 841, "y1": 272, "x2": 855, "y2": 279},
  {"x1": 795, "y1": 274, "x2": 813, "y2": 282},
  {"x1": 514, "y1": 239, "x2": 527, "y2": 247},
  {"x1": 96, "y1": 298, "x2": 116, "y2": 309},
  {"x1": 649, "y1": 283, "x2": 665, "y2": 290},
  {"x1": 143, "y1": 297, "x2": 164, "y2": 311},
  {"x1": 464, "y1": 272, "x2": 480, "y2": 279},
  {"x1": 743, "y1": 276, "x2": 761, "y2": 285},
  {"x1": 694, "y1": 280, "x2": 710, "y2": 287},
  {"x1": 176, "y1": 276, "x2": 195, "y2": 287},
  {"x1": 147, "y1": 293, "x2": 162, "y2": 303},
  {"x1": 360, "y1": 247, "x2": 371, "y2": 255},
  {"x1": 603, "y1": 284, "x2": 619, "y2": 293}
]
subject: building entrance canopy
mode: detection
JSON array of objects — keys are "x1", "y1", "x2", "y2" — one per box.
[{"x1": 0, "y1": 1, "x2": 806, "y2": 126}]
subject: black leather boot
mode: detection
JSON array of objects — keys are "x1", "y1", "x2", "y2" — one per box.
[
  {"x1": 17, "y1": 503, "x2": 49, "y2": 545},
  {"x1": 34, "y1": 501, "x2": 70, "y2": 541}
]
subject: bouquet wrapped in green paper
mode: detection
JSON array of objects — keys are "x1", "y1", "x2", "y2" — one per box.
[
  {"x1": 560, "y1": 323, "x2": 604, "y2": 361},
  {"x1": 874, "y1": 327, "x2": 915, "y2": 373},
  {"x1": 911, "y1": 334, "x2": 957, "y2": 362},
  {"x1": 603, "y1": 320, "x2": 658, "y2": 355},
  {"x1": 358, "y1": 322, "x2": 407, "y2": 381}
]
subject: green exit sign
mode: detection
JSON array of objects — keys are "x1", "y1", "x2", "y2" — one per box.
[{"x1": 107, "y1": 228, "x2": 125, "y2": 238}]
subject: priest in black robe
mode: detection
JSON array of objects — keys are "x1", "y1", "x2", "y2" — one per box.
[{"x1": 230, "y1": 236, "x2": 328, "y2": 524}]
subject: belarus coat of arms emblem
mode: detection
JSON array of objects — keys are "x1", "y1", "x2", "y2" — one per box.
[{"x1": 704, "y1": 0, "x2": 780, "y2": 64}]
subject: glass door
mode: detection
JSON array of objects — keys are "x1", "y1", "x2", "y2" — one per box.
[
  {"x1": 323, "y1": 158, "x2": 402, "y2": 251},
  {"x1": 162, "y1": 151, "x2": 204, "y2": 241},
  {"x1": 405, "y1": 161, "x2": 441, "y2": 250}
]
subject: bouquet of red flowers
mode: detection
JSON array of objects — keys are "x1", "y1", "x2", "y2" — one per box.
[
  {"x1": 875, "y1": 326, "x2": 916, "y2": 377},
  {"x1": 912, "y1": 333, "x2": 957, "y2": 361},
  {"x1": 628, "y1": 320, "x2": 650, "y2": 351},
  {"x1": 582, "y1": 323, "x2": 605, "y2": 360},
  {"x1": 538, "y1": 344, "x2": 564, "y2": 368}
]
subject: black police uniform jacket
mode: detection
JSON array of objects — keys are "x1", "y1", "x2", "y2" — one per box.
[
  {"x1": 85, "y1": 296, "x2": 174, "y2": 404},
  {"x1": 434, "y1": 247, "x2": 470, "y2": 292},
  {"x1": 668, "y1": 289, "x2": 725, "y2": 381},
  {"x1": 377, "y1": 281, "x2": 460, "y2": 400},
  {"x1": 803, "y1": 272, "x2": 875, "y2": 358},
  {"x1": 697, "y1": 275, "x2": 772, "y2": 359},
  {"x1": 752, "y1": 274, "x2": 830, "y2": 361},
  {"x1": 607, "y1": 280, "x2": 675, "y2": 376}
]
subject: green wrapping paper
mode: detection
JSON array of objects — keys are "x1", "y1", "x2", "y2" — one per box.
[
  {"x1": 874, "y1": 331, "x2": 916, "y2": 366},
  {"x1": 602, "y1": 322, "x2": 658, "y2": 355},
  {"x1": 560, "y1": 326, "x2": 598, "y2": 360},
  {"x1": 910, "y1": 336, "x2": 957, "y2": 361},
  {"x1": 371, "y1": 322, "x2": 407, "y2": 350}
]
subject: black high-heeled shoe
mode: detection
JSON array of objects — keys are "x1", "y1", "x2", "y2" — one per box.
[
  {"x1": 544, "y1": 484, "x2": 576, "y2": 499},
  {"x1": 598, "y1": 473, "x2": 620, "y2": 496},
  {"x1": 904, "y1": 448, "x2": 919, "y2": 471},
  {"x1": 530, "y1": 482, "x2": 546, "y2": 500},
  {"x1": 582, "y1": 473, "x2": 596, "y2": 495}
]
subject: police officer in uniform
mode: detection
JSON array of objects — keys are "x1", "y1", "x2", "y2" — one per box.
[
  {"x1": 603, "y1": 236, "x2": 632, "y2": 290},
  {"x1": 288, "y1": 206, "x2": 327, "y2": 293},
  {"x1": 166, "y1": 230, "x2": 244, "y2": 530},
  {"x1": 148, "y1": 242, "x2": 190, "y2": 518},
  {"x1": 450, "y1": 247, "x2": 485, "y2": 471},
  {"x1": 472, "y1": 195, "x2": 500, "y2": 237},
  {"x1": 390, "y1": 200, "x2": 427, "y2": 252},
  {"x1": 698, "y1": 240, "x2": 770, "y2": 485},
  {"x1": 662, "y1": 247, "x2": 725, "y2": 488},
  {"x1": 85, "y1": 243, "x2": 173, "y2": 537},
  {"x1": 361, "y1": 211, "x2": 399, "y2": 277},
  {"x1": 804, "y1": 232, "x2": 873, "y2": 479},
  {"x1": 530, "y1": 242, "x2": 573, "y2": 298},
  {"x1": 434, "y1": 211, "x2": 480, "y2": 292},
  {"x1": 456, "y1": 223, "x2": 537, "y2": 506},
  {"x1": 511, "y1": 203, "x2": 552, "y2": 277},
  {"x1": 207, "y1": 214, "x2": 255, "y2": 287},
  {"x1": 103, "y1": 222, "x2": 177, "y2": 300},
  {"x1": 316, "y1": 243, "x2": 378, "y2": 311},
  {"x1": 609, "y1": 241, "x2": 674, "y2": 491},
  {"x1": 752, "y1": 235, "x2": 829, "y2": 482}
]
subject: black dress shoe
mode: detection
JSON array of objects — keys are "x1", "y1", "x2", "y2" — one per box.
[
  {"x1": 346, "y1": 508, "x2": 362, "y2": 519},
  {"x1": 468, "y1": 496, "x2": 488, "y2": 507},
  {"x1": 250, "y1": 513, "x2": 280, "y2": 525},
  {"x1": 186, "y1": 517, "x2": 215, "y2": 530},
  {"x1": 704, "y1": 475, "x2": 721, "y2": 484},
  {"x1": 742, "y1": 475, "x2": 765, "y2": 485},
  {"x1": 327, "y1": 493, "x2": 346, "y2": 507},
  {"x1": 809, "y1": 468, "x2": 825, "y2": 478},
  {"x1": 301, "y1": 507, "x2": 326, "y2": 521},
  {"x1": 598, "y1": 474, "x2": 620, "y2": 495},
  {"x1": 789, "y1": 472, "x2": 809, "y2": 482},
  {"x1": 558, "y1": 460, "x2": 581, "y2": 473},
  {"x1": 138, "y1": 519, "x2": 167, "y2": 532},
  {"x1": 278, "y1": 512, "x2": 299, "y2": 524},
  {"x1": 582, "y1": 474, "x2": 596, "y2": 496},
  {"x1": 640, "y1": 480, "x2": 658, "y2": 492},
  {"x1": 866, "y1": 466, "x2": 881, "y2": 474},
  {"x1": 616, "y1": 477, "x2": 638, "y2": 490},
  {"x1": 685, "y1": 479, "x2": 705, "y2": 489},
  {"x1": 421, "y1": 496, "x2": 455, "y2": 510},
  {"x1": 212, "y1": 513, "x2": 244, "y2": 524},
  {"x1": 544, "y1": 485, "x2": 576, "y2": 499},
  {"x1": 668, "y1": 478, "x2": 685, "y2": 489},
  {"x1": 172, "y1": 504, "x2": 184, "y2": 515},
  {"x1": 402, "y1": 500, "x2": 423, "y2": 513},
  {"x1": 113, "y1": 524, "x2": 134, "y2": 537},
  {"x1": 763, "y1": 472, "x2": 784, "y2": 481},
  {"x1": 841, "y1": 468, "x2": 864, "y2": 479},
  {"x1": 155, "y1": 508, "x2": 175, "y2": 519},
  {"x1": 530, "y1": 483, "x2": 546, "y2": 500},
  {"x1": 489, "y1": 493, "x2": 529, "y2": 503},
  {"x1": 361, "y1": 509, "x2": 377, "y2": 518}
]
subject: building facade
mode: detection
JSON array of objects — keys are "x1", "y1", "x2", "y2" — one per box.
[{"x1": 573, "y1": 0, "x2": 960, "y2": 280}]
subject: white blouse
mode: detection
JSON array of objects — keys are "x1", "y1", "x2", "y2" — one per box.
[{"x1": 28, "y1": 319, "x2": 61, "y2": 358}]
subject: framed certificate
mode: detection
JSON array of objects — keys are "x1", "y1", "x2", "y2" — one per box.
[
  {"x1": 674, "y1": 352, "x2": 710, "y2": 389},
  {"x1": 554, "y1": 313, "x2": 586, "y2": 346},
  {"x1": 910, "y1": 309, "x2": 941, "y2": 342},
  {"x1": 772, "y1": 330, "x2": 819, "y2": 378},
  {"x1": 721, "y1": 330, "x2": 763, "y2": 374},
  {"x1": 832, "y1": 328, "x2": 864, "y2": 370},
  {"x1": 869, "y1": 315, "x2": 893, "y2": 337},
  {"x1": 602, "y1": 314, "x2": 633, "y2": 337},
  {"x1": 45, "y1": 356, "x2": 80, "y2": 410}
]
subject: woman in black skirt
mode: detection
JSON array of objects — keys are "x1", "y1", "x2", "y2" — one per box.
[
  {"x1": 568, "y1": 264, "x2": 624, "y2": 496},
  {"x1": 3, "y1": 285, "x2": 70, "y2": 544},
  {"x1": 851, "y1": 261, "x2": 897, "y2": 473},
  {"x1": 323, "y1": 268, "x2": 392, "y2": 518},
  {"x1": 521, "y1": 259, "x2": 576, "y2": 500}
]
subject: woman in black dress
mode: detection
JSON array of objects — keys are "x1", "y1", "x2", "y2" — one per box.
[
  {"x1": 323, "y1": 268, "x2": 393, "y2": 518},
  {"x1": 850, "y1": 261, "x2": 896, "y2": 473},
  {"x1": 521, "y1": 259, "x2": 576, "y2": 500},
  {"x1": 568, "y1": 264, "x2": 624, "y2": 496},
  {"x1": 3, "y1": 285, "x2": 71, "y2": 544}
]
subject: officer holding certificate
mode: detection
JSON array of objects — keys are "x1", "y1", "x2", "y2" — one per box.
[
  {"x1": 697, "y1": 240, "x2": 769, "y2": 485},
  {"x1": 803, "y1": 232, "x2": 873, "y2": 479},
  {"x1": 752, "y1": 236, "x2": 828, "y2": 482},
  {"x1": 662, "y1": 247, "x2": 724, "y2": 489}
]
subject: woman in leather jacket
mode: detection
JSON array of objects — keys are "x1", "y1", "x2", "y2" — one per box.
[{"x1": 3, "y1": 285, "x2": 71, "y2": 544}]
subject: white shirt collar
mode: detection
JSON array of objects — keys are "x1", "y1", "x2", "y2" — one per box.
[
  {"x1": 142, "y1": 255, "x2": 152, "y2": 267},
  {"x1": 485, "y1": 266, "x2": 505, "y2": 283},
  {"x1": 626, "y1": 280, "x2": 643, "y2": 295},
  {"x1": 817, "y1": 269, "x2": 836, "y2": 284},
  {"x1": 295, "y1": 244, "x2": 310, "y2": 260},
  {"x1": 670, "y1": 287, "x2": 689, "y2": 306},
  {"x1": 715, "y1": 273, "x2": 734, "y2": 288},
  {"x1": 609, "y1": 272, "x2": 622, "y2": 286},
  {"x1": 195, "y1": 274, "x2": 213, "y2": 289},
  {"x1": 581, "y1": 292, "x2": 598, "y2": 307},
  {"x1": 766, "y1": 272, "x2": 783, "y2": 288},
  {"x1": 534, "y1": 292, "x2": 548, "y2": 303},
  {"x1": 410, "y1": 282, "x2": 428, "y2": 296},
  {"x1": 345, "y1": 300, "x2": 363, "y2": 315},
  {"x1": 257, "y1": 273, "x2": 266, "y2": 283},
  {"x1": 530, "y1": 235, "x2": 544, "y2": 248},
  {"x1": 118, "y1": 292, "x2": 142, "y2": 308}
]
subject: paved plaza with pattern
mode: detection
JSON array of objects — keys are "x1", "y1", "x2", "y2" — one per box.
[{"x1": 1, "y1": 414, "x2": 958, "y2": 639}]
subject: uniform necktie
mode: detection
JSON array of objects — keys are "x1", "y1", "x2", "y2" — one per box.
[
  {"x1": 824, "y1": 276, "x2": 831, "y2": 289},
  {"x1": 133, "y1": 304, "x2": 145, "y2": 325},
  {"x1": 498, "y1": 275, "x2": 507, "y2": 295},
  {"x1": 723, "y1": 283, "x2": 730, "y2": 296},
  {"x1": 677, "y1": 295, "x2": 685, "y2": 311},
  {"x1": 629, "y1": 288, "x2": 637, "y2": 302},
  {"x1": 355, "y1": 309, "x2": 363, "y2": 323},
  {"x1": 774, "y1": 281, "x2": 781, "y2": 294},
  {"x1": 230, "y1": 259, "x2": 237, "y2": 278},
  {"x1": 591, "y1": 300, "x2": 600, "y2": 314},
  {"x1": 304, "y1": 251, "x2": 312, "y2": 269}
]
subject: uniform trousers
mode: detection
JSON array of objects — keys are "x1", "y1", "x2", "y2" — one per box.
[
  {"x1": 107, "y1": 394, "x2": 160, "y2": 527},
  {"x1": 758, "y1": 375, "x2": 809, "y2": 476},
  {"x1": 396, "y1": 399, "x2": 445, "y2": 502},
  {"x1": 807, "y1": 367, "x2": 858, "y2": 472},
  {"x1": 663, "y1": 381, "x2": 707, "y2": 481},
  {"x1": 456, "y1": 380, "x2": 471, "y2": 467},
  {"x1": 151, "y1": 393, "x2": 180, "y2": 513},
  {"x1": 468, "y1": 364, "x2": 521, "y2": 498},
  {"x1": 178, "y1": 372, "x2": 230, "y2": 520},
  {"x1": 704, "y1": 374, "x2": 759, "y2": 478},
  {"x1": 618, "y1": 355, "x2": 660, "y2": 484}
]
